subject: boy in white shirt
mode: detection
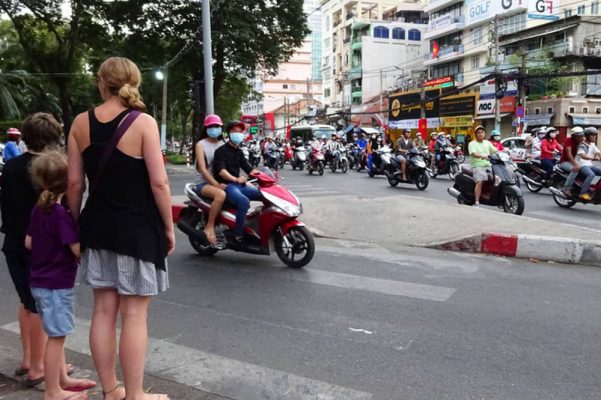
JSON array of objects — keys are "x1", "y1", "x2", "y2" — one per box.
[{"x1": 576, "y1": 127, "x2": 601, "y2": 201}]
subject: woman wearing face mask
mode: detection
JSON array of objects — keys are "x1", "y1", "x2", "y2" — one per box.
[
  {"x1": 490, "y1": 130, "x2": 504, "y2": 151},
  {"x1": 540, "y1": 127, "x2": 563, "y2": 179},
  {"x1": 366, "y1": 134, "x2": 379, "y2": 172},
  {"x1": 195, "y1": 114, "x2": 227, "y2": 243}
]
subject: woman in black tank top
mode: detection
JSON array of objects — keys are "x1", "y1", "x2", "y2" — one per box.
[{"x1": 67, "y1": 57, "x2": 172, "y2": 400}]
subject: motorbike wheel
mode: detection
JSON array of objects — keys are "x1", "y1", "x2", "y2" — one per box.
[
  {"x1": 449, "y1": 163, "x2": 460, "y2": 180},
  {"x1": 552, "y1": 193, "x2": 577, "y2": 209},
  {"x1": 387, "y1": 175, "x2": 399, "y2": 187},
  {"x1": 368, "y1": 169, "x2": 376, "y2": 178},
  {"x1": 503, "y1": 192, "x2": 525, "y2": 215},
  {"x1": 274, "y1": 226, "x2": 315, "y2": 268},
  {"x1": 330, "y1": 162, "x2": 337, "y2": 173},
  {"x1": 341, "y1": 160, "x2": 348, "y2": 174},
  {"x1": 187, "y1": 212, "x2": 219, "y2": 256},
  {"x1": 318, "y1": 162, "x2": 325, "y2": 176},
  {"x1": 525, "y1": 174, "x2": 543, "y2": 193},
  {"x1": 279, "y1": 159, "x2": 285, "y2": 169},
  {"x1": 456, "y1": 154, "x2": 466, "y2": 164},
  {"x1": 428, "y1": 168, "x2": 438, "y2": 178},
  {"x1": 308, "y1": 167, "x2": 313, "y2": 175},
  {"x1": 415, "y1": 171, "x2": 429, "y2": 191}
]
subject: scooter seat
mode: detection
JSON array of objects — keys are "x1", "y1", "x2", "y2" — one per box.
[
  {"x1": 530, "y1": 159, "x2": 542, "y2": 166},
  {"x1": 460, "y1": 164, "x2": 473, "y2": 176}
]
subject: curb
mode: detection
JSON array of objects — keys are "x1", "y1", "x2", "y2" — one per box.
[{"x1": 429, "y1": 232, "x2": 601, "y2": 267}]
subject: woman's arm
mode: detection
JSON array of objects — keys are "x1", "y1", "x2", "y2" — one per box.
[
  {"x1": 141, "y1": 114, "x2": 175, "y2": 255},
  {"x1": 67, "y1": 114, "x2": 86, "y2": 222},
  {"x1": 195, "y1": 142, "x2": 223, "y2": 187}
]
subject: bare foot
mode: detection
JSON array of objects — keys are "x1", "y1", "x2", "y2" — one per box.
[
  {"x1": 61, "y1": 376, "x2": 96, "y2": 391},
  {"x1": 103, "y1": 385, "x2": 125, "y2": 400},
  {"x1": 142, "y1": 394, "x2": 169, "y2": 400},
  {"x1": 44, "y1": 389, "x2": 88, "y2": 400},
  {"x1": 204, "y1": 228, "x2": 217, "y2": 244}
]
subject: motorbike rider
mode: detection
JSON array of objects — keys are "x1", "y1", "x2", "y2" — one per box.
[
  {"x1": 540, "y1": 127, "x2": 563, "y2": 180},
  {"x1": 560, "y1": 127, "x2": 585, "y2": 196},
  {"x1": 527, "y1": 127, "x2": 546, "y2": 159},
  {"x1": 395, "y1": 129, "x2": 414, "y2": 181},
  {"x1": 307, "y1": 135, "x2": 324, "y2": 165},
  {"x1": 213, "y1": 121, "x2": 260, "y2": 244},
  {"x1": 356, "y1": 133, "x2": 367, "y2": 150},
  {"x1": 468, "y1": 126, "x2": 497, "y2": 207},
  {"x1": 366, "y1": 133, "x2": 380, "y2": 171},
  {"x1": 4, "y1": 127, "x2": 23, "y2": 162},
  {"x1": 414, "y1": 132, "x2": 425, "y2": 147},
  {"x1": 434, "y1": 131, "x2": 448, "y2": 170},
  {"x1": 576, "y1": 127, "x2": 601, "y2": 201},
  {"x1": 195, "y1": 114, "x2": 227, "y2": 244},
  {"x1": 490, "y1": 130, "x2": 505, "y2": 151}
]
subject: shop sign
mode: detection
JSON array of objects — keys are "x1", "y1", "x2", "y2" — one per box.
[
  {"x1": 388, "y1": 89, "x2": 439, "y2": 121},
  {"x1": 388, "y1": 118, "x2": 441, "y2": 129},
  {"x1": 524, "y1": 113, "x2": 553, "y2": 126},
  {"x1": 441, "y1": 116, "x2": 474, "y2": 127},
  {"x1": 424, "y1": 76, "x2": 455, "y2": 89},
  {"x1": 570, "y1": 115, "x2": 601, "y2": 125},
  {"x1": 477, "y1": 99, "x2": 496, "y2": 115},
  {"x1": 465, "y1": 0, "x2": 526, "y2": 27},
  {"x1": 499, "y1": 96, "x2": 516, "y2": 113},
  {"x1": 440, "y1": 95, "x2": 476, "y2": 117},
  {"x1": 479, "y1": 79, "x2": 518, "y2": 99},
  {"x1": 428, "y1": 14, "x2": 453, "y2": 31},
  {"x1": 528, "y1": 0, "x2": 560, "y2": 20}
]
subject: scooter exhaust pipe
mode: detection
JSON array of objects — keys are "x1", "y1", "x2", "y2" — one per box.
[
  {"x1": 447, "y1": 187, "x2": 461, "y2": 199},
  {"x1": 521, "y1": 175, "x2": 542, "y2": 187},
  {"x1": 548, "y1": 186, "x2": 568, "y2": 199},
  {"x1": 177, "y1": 219, "x2": 210, "y2": 245}
]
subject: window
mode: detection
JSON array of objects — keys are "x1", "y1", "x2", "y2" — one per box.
[
  {"x1": 408, "y1": 29, "x2": 421, "y2": 41},
  {"x1": 577, "y1": 5, "x2": 585, "y2": 14},
  {"x1": 471, "y1": 56, "x2": 480, "y2": 70},
  {"x1": 283, "y1": 84, "x2": 288, "y2": 89},
  {"x1": 344, "y1": 54, "x2": 349, "y2": 66},
  {"x1": 471, "y1": 26, "x2": 483, "y2": 46},
  {"x1": 535, "y1": 108, "x2": 540, "y2": 115},
  {"x1": 592, "y1": 1, "x2": 600, "y2": 14},
  {"x1": 498, "y1": 13, "x2": 526, "y2": 35},
  {"x1": 569, "y1": 106, "x2": 575, "y2": 113},
  {"x1": 324, "y1": 88, "x2": 331, "y2": 97},
  {"x1": 547, "y1": 107, "x2": 553, "y2": 114},
  {"x1": 373, "y1": 26, "x2": 389, "y2": 38},
  {"x1": 392, "y1": 28, "x2": 405, "y2": 40},
  {"x1": 565, "y1": 8, "x2": 573, "y2": 18},
  {"x1": 583, "y1": 106, "x2": 588, "y2": 113},
  {"x1": 597, "y1": 107, "x2": 601, "y2": 114}
]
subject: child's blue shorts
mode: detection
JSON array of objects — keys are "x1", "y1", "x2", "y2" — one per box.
[{"x1": 30, "y1": 287, "x2": 75, "y2": 337}]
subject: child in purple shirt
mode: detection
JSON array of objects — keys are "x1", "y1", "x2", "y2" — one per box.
[{"x1": 25, "y1": 151, "x2": 95, "y2": 400}]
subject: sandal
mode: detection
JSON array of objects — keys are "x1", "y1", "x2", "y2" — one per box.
[
  {"x1": 103, "y1": 384, "x2": 125, "y2": 400},
  {"x1": 204, "y1": 229, "x2": 217, "y2": 244},
  {"x1": 23, "y1": 375, "x2": 45, "y2": 388},
  {"x1": 63, "y1": 379, "x2": 96, "y2": 392},
  {"x1": 14, "y1": 367, "x2": 29, "y2": 377}
]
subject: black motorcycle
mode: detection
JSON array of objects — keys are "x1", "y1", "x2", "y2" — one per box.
[
  {"x1": 518, "y1": 157, "x2": 563, "y2": 193},
  {"x1": 448, "y1": 152, "x2": 525, "y2": 215},
  {"x1": 264, "y1": 148, "x2": 280, "y2": 171},
  {"x1": 548, "y1": 164, "x2": 601, "y2": 208},
  {"x1": 384, "y1": 148, "x2": 429, "y2": 190},
  {"x1": 430, "y1": 146, "x2": 460, "y2": 180}
]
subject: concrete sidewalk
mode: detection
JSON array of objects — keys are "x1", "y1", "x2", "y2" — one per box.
[{"x1": 299, "y1": 195, "x2": 601, "y2": 266}]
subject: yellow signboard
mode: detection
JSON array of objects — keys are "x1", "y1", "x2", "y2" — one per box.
[{"x1": 441, "y1": 115, "x2": 473, "y2": 127}]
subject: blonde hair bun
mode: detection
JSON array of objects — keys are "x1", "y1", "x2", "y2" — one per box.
[{"x1": 98, "y1": 57, "x2": 146, "y2": 111}]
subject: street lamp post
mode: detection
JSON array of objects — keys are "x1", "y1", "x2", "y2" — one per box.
[{"x1": 156, "y1": 68, "x2": 168, "y2": 152}]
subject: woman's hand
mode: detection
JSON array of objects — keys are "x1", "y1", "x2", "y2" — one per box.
[{"x1": 165, "y1": 227, "x2": 176, "y2": 255}]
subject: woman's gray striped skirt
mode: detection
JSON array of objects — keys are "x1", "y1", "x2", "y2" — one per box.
[{"x1": 81, "y1": 249, "x2": 169, "y2": 296}]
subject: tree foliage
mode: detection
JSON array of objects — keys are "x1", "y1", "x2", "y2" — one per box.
[{"x1": 0, "y1": 0, "x2": 309, "y2": 138}]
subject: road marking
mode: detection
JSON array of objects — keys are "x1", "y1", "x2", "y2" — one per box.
[
  {"x1": 299, "y1": 269, "x2": 456, "y2": 302},
  {"x1": 2, "y1": 319, "x2": 372, "y2": 400}
]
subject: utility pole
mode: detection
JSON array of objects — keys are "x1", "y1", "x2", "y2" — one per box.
[
  {"x1": 202, "y1": 0, "x2": 214, "y2": 114},
  {"x1": 493, "y1": 14, "x2": 501, "y2": 131},
  {"x1": 160, "y1": 67, "x2": 168, "y2": 151},
  {"x1": 379, "y1": 68, "x2": 384, "y2": 115}
]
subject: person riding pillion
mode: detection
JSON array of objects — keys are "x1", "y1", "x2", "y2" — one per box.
[
  {"x1": 468, "y1": 126, "x2": 497, "y2": 206},
  {"x1": 213, "y1": 121, "x2": 261, "y2": 244}
]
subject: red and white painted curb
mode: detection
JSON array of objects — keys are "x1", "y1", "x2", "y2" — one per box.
[{"x1": 430, "y1": 232, "x2": 601, "y2": 267}]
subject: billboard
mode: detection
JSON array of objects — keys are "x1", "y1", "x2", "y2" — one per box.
[
  {"x1": 388, "y1": 89, "x2": 440, "y2": 121},
  {"x1": 465, "y1": 0, "x2": 526, "y2": 27},
  {"x1": 528, "y1": 0, "x2": 560, "y2": 20}
]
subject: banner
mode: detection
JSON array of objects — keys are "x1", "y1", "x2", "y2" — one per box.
[
  {"x1": 440, "y1": 95, "x2": 476, "y2": 117},
  {"x1": 388, "y1": 89, "x2": 439, "y2": 121},
  {"x1": 465, "y1": 0, "x2": 526, "y2": 27},
  {"x1": 477, "y1": 99, "x2": 496, "y2": 115},
  {"x1": 441, "y1": 116, "x2": 474, "y2": 127}
]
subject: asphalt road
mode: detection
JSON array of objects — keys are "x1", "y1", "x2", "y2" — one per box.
[
  {"x1": 168, "y1": 163, "x2": 601, "y2": 232},
  {"x1": 2, "y1": 234, "x2": 600, "y2": 400}
]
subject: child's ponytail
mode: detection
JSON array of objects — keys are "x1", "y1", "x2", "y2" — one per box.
[{"x1": 30, "y1": 150, "x2": 68, "y2": 212}]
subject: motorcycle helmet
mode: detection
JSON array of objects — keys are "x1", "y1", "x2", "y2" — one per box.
[
  {"x1": 204, "y1": 114, "x2": 223, "y2": 127},
  {"x1": 431, "y1": 132, "x2": 437, "y2": 138},
  {"x1": 570, "y1": 126, "x2": 584, "y2": 135},
  {"x1": 584, "y1": 126, "x2": 598, "y2": 138},
  {"x1": 490, "y1": 129, "x2": 501, "y2": 140},
  {"x1": 474, "y1": 125, "x2": 486, "y2": 134},
  {"x1": 224, "y1": 120, "x2": 245, "y2": 132}
]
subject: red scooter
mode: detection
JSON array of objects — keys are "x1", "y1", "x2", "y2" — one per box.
[
  {"x1": 306, "y1": 145, "x2": 325, "y2": 176},
  {"x1": 177, "y1": 168, "x2": 315, "y2": 268}
]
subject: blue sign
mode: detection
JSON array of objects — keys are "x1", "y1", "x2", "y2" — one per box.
[{"x1": 527, "y1": 13, "x2": 560, "y2": 20}]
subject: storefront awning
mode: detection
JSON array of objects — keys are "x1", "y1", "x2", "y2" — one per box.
[
  {"x1": 474, "y1": 113, "x2": 510, "y2": 120},
  {"x1": 568, "y1": 114, "x2": 601, "y2": 125}
]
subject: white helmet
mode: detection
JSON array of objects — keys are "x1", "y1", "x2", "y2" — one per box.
[{"x1": 570, "y1": 126, "x2": 584, "y2": 135}]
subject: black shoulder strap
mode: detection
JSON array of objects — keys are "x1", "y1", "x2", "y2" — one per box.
[{"x1": 90, "y1": 110, "x2": 141, "y2": 195}]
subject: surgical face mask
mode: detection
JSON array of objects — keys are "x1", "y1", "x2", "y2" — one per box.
[
  {"x1": 371, "y1": 135, "x2": 376, "y2": 139},
  {"x1": 549, "y1": 133, "x2": 557, "y2": 139},
  {"x1": 538, "y1": 133, "x2": 545, "y2": 139},
  {"x1": 229, "y1": 132, "x2": 245, "y2": 145},
  {"x1": 207, "y1": 127, "x2": 222, "y2": 138}
]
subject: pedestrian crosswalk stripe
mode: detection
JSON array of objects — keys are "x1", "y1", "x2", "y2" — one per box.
[{"x1": 2, "y1": 319, "x2": 373, "y2": 400}]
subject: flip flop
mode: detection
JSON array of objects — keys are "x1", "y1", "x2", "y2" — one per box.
[
  {"x1": 23, "y1": 375, "x2": 45, "y2": 388},
  {"x1": 14, "y1": 367, "x2": 29, "y2": 377},
  {"x1": 63, "y1": 380, "x2": 96, "y2": 392}
]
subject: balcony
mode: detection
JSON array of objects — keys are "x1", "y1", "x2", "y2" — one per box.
[
  {"x1": 349, "y1": 65, "x2": 362, "y2": 79},
  {"x1": 424, "y1": 0, "x2": 464, "y2": 14},
  {"x1": 424, "y1": 15, "x2": 464, "y2": 40},
  {"x1": 351, "y1": 36, "x2": 364, "y2": 50},
  {"x1": 423, "y1": 44, "x2": 464, "y2": 66}
]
